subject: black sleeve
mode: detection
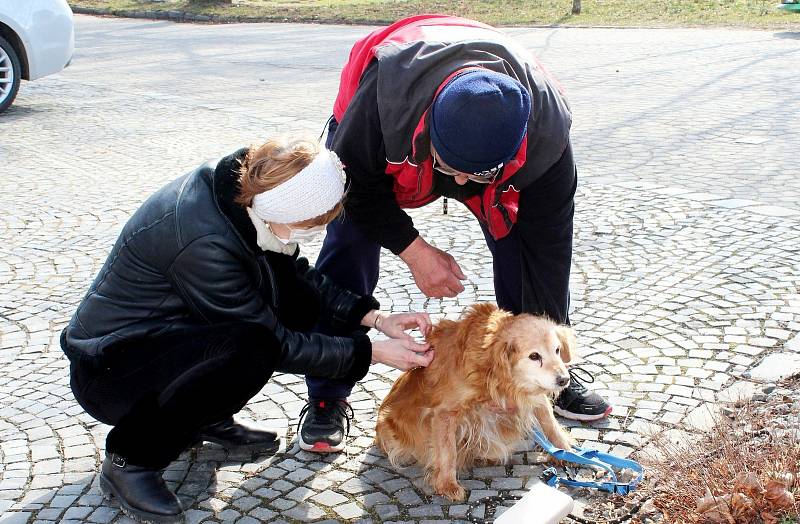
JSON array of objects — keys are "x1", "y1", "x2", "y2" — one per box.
[
  {"x1": 166, "y1": 235, "x2": 371, "y2": 383},
  {"x1": 331, "y1": 62, "x2": 420, "y2": 255},
  {"x1": 295, "y1": 257, "x2": 380, "y2": 335}
]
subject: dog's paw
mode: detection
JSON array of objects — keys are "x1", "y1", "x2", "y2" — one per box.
[
  {"x1": 433, "y1": 480, "x2": 466, "y2": 502},
  {"x1": 546, "y1": 455, "x2": 569, "y2": 468},
  {"x1": 547, "y1": 431, "x2": 576, "y2": 452}
]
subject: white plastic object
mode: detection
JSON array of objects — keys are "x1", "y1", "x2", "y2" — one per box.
[{"x1": 494, "y1": 481, "x2": 575, "y2": 524}]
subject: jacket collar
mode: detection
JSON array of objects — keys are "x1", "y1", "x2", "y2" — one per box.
[{"x1": 212, "y1": 148, "x2": 298, "y2": 256}]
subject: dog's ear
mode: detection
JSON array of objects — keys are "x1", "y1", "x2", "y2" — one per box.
[
  {"x1": 485, "y1": 311, "x2": 516, "y2": 354},
  {"x1": 469, "y1": 303, "x2": 499, "y2": 322},
  {"x1": 501, "y1": 337, "x2": 517, "y2": 357},
  {"x1": 555, "y1": 326, "x2": 577, "y2": 364}
]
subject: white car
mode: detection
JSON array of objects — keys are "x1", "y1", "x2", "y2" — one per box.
[{"x1": 0, "y1": 0, "x2": 74, "y2": 113}]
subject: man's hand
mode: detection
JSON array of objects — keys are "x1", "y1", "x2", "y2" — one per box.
[{"x1": 399, "y1": 236, "x2": 466, "y2": 298}]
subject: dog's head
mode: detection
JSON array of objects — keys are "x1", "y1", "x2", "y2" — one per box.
[
  {"x1": 486, "y1": 311, "x2": 576, "y2": 394},
  {"x1": 428, "y1": 304, "x2": 578, "y2": 398}
]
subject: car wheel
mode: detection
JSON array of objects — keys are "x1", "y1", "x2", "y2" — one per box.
[{"x1": 0, "y1": 35, "x2": 22, "y2": 113}]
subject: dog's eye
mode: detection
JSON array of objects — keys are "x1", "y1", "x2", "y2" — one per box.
[
  {"x1": 529, "y1": 353, "x2": 542, "y2": 362},
  {"x1": 555, "y1": 346, "x2": 561, "y2": 355}
]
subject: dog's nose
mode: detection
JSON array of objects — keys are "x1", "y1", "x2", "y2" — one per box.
[{"x1": 556, "y1": 375, "x2": 570, "y2": 388}]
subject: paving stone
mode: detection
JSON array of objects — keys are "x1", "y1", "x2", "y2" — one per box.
[
  {"x1": 285, "y1": 486, "x2": 315, "y2": 502},
  {"x1": 375, "y1": 504, "x2": 400, "y2": 519},
  {"x1": 215, "y1": 508, "x2": 240, "y2": 520},
  {"x1": 231, "y1": 496, "x2": 260, "y2": 512},
  {"x1": 490, "y1": 477, "x2": 524, "y2": 490},
  {"x1": 743, "y1": 353, "x2": 800, "y2": 381},
  {"x1": 409, "y1": 504, "x2": 445, "y2": 517},
  {"x1": 382, "y1": 478, "x2": 412, "y2": 493},
  {"x1": 34, "y1": 508, "x2": 64, "y2": 520},
  {"x1": 251, "y1": 487, "x2": 281, "y2": 500},
  {"x1": 282, "y1": 502, "x2": 327, "y2": 521},
  {"x1": 717, "y1": 381, "x2": 759, "y2": 404},
  {"x1": 286, "y1": 468, "x2": 314, "y2": 483},
  {"x1": 356, "y1": 491, "x2": 390, "y2": 508},
  {"x1": 395, "y1": 488, "x2": 424, "y2": 505},
  {"x1": 268, "y1": 479, "x2": 294, "y2": 492},
  {"x1": 339, "y1": 477, "x2": 372, "y2": 494},
  {"x1": 468, "y1": 490, "x2": 499, "y2": 503},
  {"x1": 311, "y1": 489, "x2": 348, "y2": 506},
  {"x1": 0, "y1": 513, "x2": 33, "y2": 524},
  {"x1": 333, "y1": 502, "x2": 367, "y2": 519},
  {"x1": 48, "y1": 494, "x2": 79, "y2": 508},
  {"x1": 258, "y1": 467, "x2": 285, "y2": 480},
  {"x1": 62, "y1": 506, "x2": 93, "y2": 520},
  {"x1": 360, "y1": 467, "x2": 394, "y2": 484},
  {"x1": 472, "y1": 466, "x2": 506, "y2": 478},
  {"x1": 269, "y1": 498, "x2": 296, "y2": 511},
  {"x1": 182, "y1": 509, "x2": 209, "y2": 524},
  {"x1": 246, "y1": 507, "x2": 276, "y2": 521}
]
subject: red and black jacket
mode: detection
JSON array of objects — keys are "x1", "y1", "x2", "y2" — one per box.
[{"x1": 331, "y1": 14, "x2": 572, "y2": 254}]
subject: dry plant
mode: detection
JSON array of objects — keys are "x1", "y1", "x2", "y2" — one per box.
[{"x1": 640, "y1": 377, "x2": 799, "y2": 524}]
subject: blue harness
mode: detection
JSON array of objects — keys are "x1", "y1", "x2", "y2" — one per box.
[{"x1": 532, "y1": 429, "x2": 644, "y2": 495}]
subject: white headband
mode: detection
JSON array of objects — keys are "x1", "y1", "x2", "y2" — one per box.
[{"x1": 251, "y1": 148, "x2": 345, "y2": 224}]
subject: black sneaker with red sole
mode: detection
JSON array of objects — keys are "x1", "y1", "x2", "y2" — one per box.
[{"x1": 298, "y1": 398, "x2": 353, "y2": 453}]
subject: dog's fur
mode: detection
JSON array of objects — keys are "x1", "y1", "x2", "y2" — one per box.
[{"x1": 375, "y1": 303, "x2": 576, "y2": 501}]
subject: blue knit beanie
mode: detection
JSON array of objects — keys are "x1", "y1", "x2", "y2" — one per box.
[{"x1": 430, "y1": 70, "x2": 531, "y2": 174}]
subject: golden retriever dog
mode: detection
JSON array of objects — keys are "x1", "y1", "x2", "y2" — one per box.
[{"x1": 375, "y1": 303, "x2": 576, "y2": 501}]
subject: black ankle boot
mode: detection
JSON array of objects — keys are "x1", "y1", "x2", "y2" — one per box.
[
  {"x1": 197, "y1": 417, "x2": 280, "y2": 452},
  {"x1": 100, "y1": 453, "x2": 184, "y2": 523}
]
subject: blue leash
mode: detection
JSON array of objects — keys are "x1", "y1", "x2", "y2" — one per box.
[{"x1": 532, "y1": 429, "x2": 644, "y2": 495}]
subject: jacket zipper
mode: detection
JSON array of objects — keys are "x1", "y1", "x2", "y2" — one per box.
[{"x1": 259, "y1": 256, "x2": 279, "y2": 308}]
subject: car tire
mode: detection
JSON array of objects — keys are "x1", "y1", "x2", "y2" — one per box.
[{"x1": 0, "y1": 35, "x2": 22, "y2": 113}]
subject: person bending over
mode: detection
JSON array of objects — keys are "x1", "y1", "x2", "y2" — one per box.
[{"x1": 301, "y1": 14, "x2": 612, "y2": 453}]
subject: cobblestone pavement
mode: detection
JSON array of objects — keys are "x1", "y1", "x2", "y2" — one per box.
[{"x1": 1, "y1": 16, "x2": 799, "y2": 524}]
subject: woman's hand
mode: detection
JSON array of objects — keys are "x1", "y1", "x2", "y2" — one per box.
[
  {"x1": 376, "y1": 312, "x2": 432, "y2": 341},
  {"x1": 371, "y1": 339, "x2": 434, "y2": 371}
]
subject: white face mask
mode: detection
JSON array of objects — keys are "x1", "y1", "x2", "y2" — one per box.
[{"x1": 283, "y1": 224, "x2": 327, "y2": 245}]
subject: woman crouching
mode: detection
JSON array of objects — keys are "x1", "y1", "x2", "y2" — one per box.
[{"x1": 60, "y1": 137, "x2": 433, "y2": 523}]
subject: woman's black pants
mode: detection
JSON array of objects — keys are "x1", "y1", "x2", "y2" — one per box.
[{"x1": 70, "y1": 322, "x2": 278, "y2": 470}]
